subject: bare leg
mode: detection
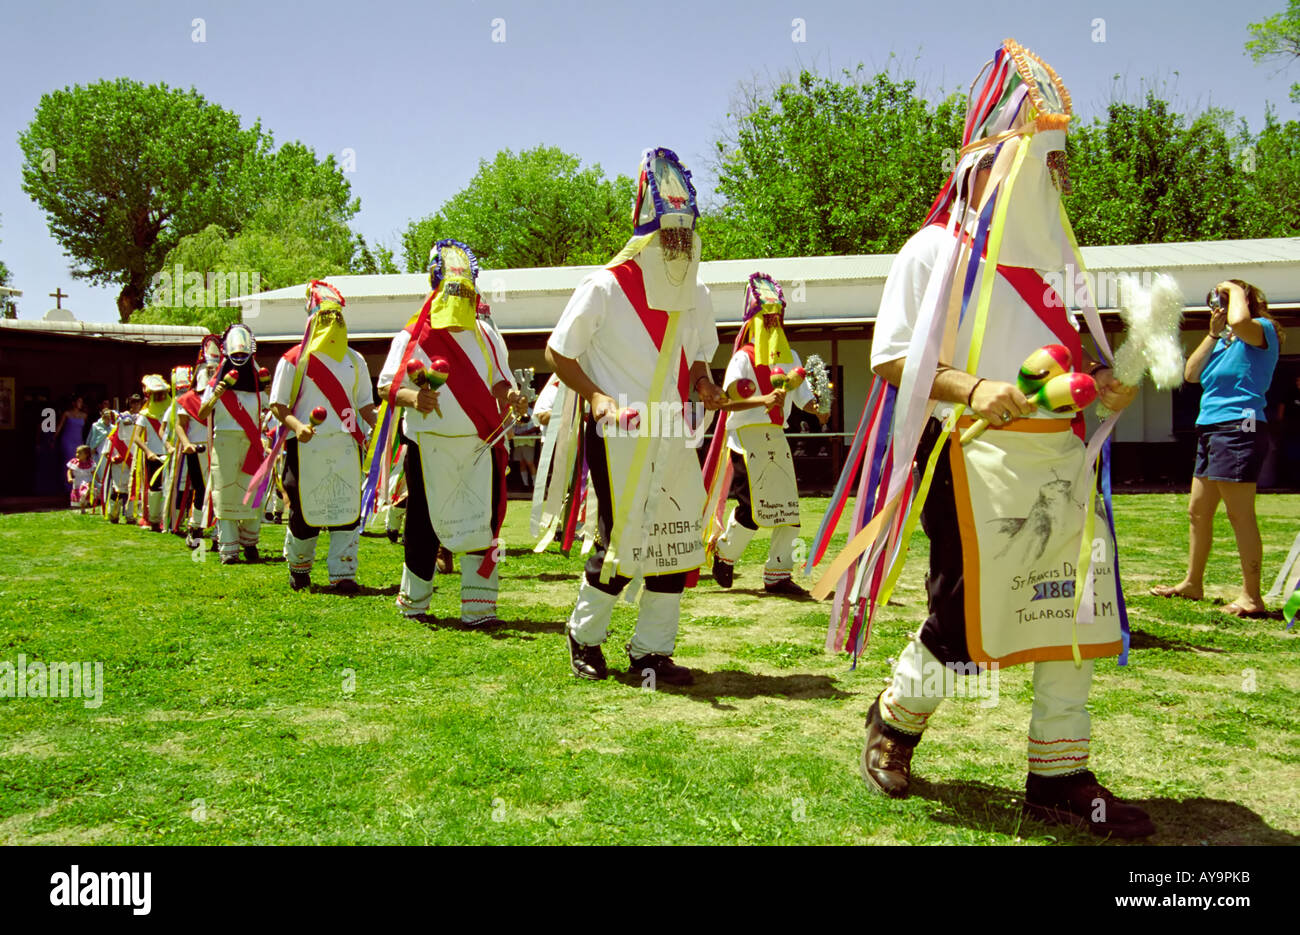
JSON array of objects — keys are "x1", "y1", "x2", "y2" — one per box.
[
  {"x1": 1217, "y1": 480, "x2": 1266, "y2": 611},
  {"x1": 1155, "y1": 477, "x2": 1219, "y2": 599}
]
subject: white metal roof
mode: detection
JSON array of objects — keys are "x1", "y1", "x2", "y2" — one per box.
[{"x1": 0, "y1": 319, "x2": 209, "y2": 344}]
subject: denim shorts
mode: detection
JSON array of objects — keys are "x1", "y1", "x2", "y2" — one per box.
[{"x1": 1193, "y1": 420, "x2": 1269, "y2": 483}]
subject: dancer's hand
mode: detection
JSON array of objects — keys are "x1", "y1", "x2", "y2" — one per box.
[
  {"x1": 764, "y1": 387, "x2": 787, "y2": 411},
  {"x1": 296, "y1": 423, "x2": 315, "y2": 444},
  {"x1": 1093, "y1": 368, "x2": 1138, "y2": 412},
  {"x1": 697, "y1": 379, "x2": 725, "y2": 411},
  {"x1": 590, "y1": 392, "x2": 617, "y2": 424},
  {"x1": 970, "y1": 379, "x2": 1034, "y2": 425},
  {"x1": 505, "y1": 388, "x2": 529, "y2": 419},
  {"x1": 414, "y1": 387, "x2": 441, "y2": 417}
]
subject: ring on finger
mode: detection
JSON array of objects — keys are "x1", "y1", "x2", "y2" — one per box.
[{"x1": 1001, "y1": 411, "x2": 1011, "y2": 422}]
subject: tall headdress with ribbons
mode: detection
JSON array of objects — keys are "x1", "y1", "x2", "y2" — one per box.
[{"x1": 805, "y1": 39, "x2": 1129, "y2": 665}]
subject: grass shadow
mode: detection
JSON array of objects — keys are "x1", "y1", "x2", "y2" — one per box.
[
  {"x1": 1127, "y1": 627, "x2": 1228, "y2": 654},
  {"x1": 611, "y1": 666, "x2": 855, "y2": 706},
  {"x1": 306, "y1": 583, "x2": 400, "y2": 597},
  {"x1": 910, "y1": 777, "x2": 1300, "y2": 845},
  {"x1": 723, "y1": 586, "x2": 820, "y2": 603}
]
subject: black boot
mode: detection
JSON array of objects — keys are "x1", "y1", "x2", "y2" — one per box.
[
  {"x1": 1023, "y1": 770, "x2": 1155, "y2": 839},
  {"x1": 712, "y1": 555, "x2": 734, "y2": 589},
  {"x1": 627, "y1": 647, "x2": 694, "y2": 686},
  {"x1": 860, "y1": 694, "x2": 919, "y2": 799},
  {"x1": 567, "y1": 631, "x2": 607, "y2": 681}
]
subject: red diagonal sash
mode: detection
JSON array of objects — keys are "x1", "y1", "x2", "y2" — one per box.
[
  {"x1": 417, "y1": 326, "x2": 505, "y2": 443},
  {"x1": 608, "y1": 260, "x2": 691, "y2": 405},
  {"x1": 935, "y1": 219, "x2": 1087, "y2": 439},
  {"x1": 416, "y1": 324, "x2": 509, "y2": 550},
  {"x1": 997, "y1": 265, "x2": 1086, "y2": 440},
  {"x1": 178, "y1": 391, "x2": 204, "y2": 421},
  {"x1": 219, "y1": 391, "x2": 264, "y2": 475},
  {"x1": 284, "y1": 346, "x2": 366, "y2": 447},
  {"x1": 739, "y1": 344, "x2": 782, "y2": 426}
]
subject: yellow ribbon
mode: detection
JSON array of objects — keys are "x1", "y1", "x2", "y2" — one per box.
[{"x1": 600, "y1": 311, "x2": 682, "y2": 584}]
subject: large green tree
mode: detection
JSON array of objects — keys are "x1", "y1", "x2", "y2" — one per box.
[
  {"x1": 19, "y1": 80, "x2": 359, "y2": 322},
  {"x1": 19, "y1": 79, "x2": 258, "y2": 321},
  {"x1": 400, "y1": 147, "x2": 635, "y2": 272},
  {"x1": 708, "y1": 68, "x2": 966, "y2": 259}
]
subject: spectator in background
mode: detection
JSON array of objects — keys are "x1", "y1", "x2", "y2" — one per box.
[
  {"x1": 66, "y1": 444, "x2": 94, "y2": 511},
  {"x1": 1152, "y1": 280, "x2": 1283, "y2": 618},
  {"x1": 54, "y1": 394, "x2": 89, "y2": 486}
]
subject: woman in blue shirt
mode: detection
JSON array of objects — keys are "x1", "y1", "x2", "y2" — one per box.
[{"x1": 1152, "y1": 280, "x2": 1283, "y2": 618}]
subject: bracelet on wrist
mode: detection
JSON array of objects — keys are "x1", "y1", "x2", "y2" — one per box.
[
  {"x1": 1087, "y1": 363, "x2": 1110, "y2": 377},
  {"x1": 966, "y1": 378, "x2": 985, "y2": 408}
]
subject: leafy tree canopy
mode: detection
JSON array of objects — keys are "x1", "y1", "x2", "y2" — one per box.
[
  {"x1": 19, "y1": 79, "x2": 359, "y2": 322},
  {"x1": 1247, "y1": 0, "x2": 1300, "y2": 102},
  {"x1": 400, "y1": 146, "x2": 636, "y2": 273}
]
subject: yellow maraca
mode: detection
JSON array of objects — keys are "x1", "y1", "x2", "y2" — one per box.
[{"x1": 959, "y1": 344, "x2": 1073, "y2": 445}]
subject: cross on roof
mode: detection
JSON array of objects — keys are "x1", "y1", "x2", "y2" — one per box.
[{"x1": 49, "y1": 288, "x2": 68, "y2": 309}]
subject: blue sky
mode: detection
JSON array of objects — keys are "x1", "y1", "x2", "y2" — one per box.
[{"x1": 1, "y1": 0, "x2": 1294, "y2": 323}]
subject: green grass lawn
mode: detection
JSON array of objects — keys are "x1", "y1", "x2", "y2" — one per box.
[{"x1": 1, "y1": 494, "x2": 1297, "y2": 845}]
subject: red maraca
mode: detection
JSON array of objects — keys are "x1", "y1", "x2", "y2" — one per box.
[
  {"x1": 770, "y1": 366, "x2": 788, "y2": 390},
  {"x1": 1034, "y1": 372, "x2": 1097, "y2": 413},
  {"x1": 785, "y1": 366, "x2": 807, "y2": 391},
  {"x1": 221, "y1": 370, "x2": 238, "y2": 388},
  {"x1": 406, "y1": 356, "x2": 451, "y2": 389},
  {"x1": 960, "y1": 345, "x2": 1073, "y2": 444},
  {"x1": 426, "y1": 357, "x2": 450, "y2": 388},
  {"x1": 309, "y1": 406, "x2": 327, "y2": 427},
  {"x1": 728, "y1": 378, "x2": 757, "y2": 401},
  {"x1": 618, "y1": 408, "x2": 641, "y2": 432},
  {"x1": 257, "y1": 366, "x2": 271, "y2": 387}
]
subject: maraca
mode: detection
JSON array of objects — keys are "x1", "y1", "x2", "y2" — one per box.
[
  {"x1": 221, "y1": 370, "x2": 238, "y2": 388},
  {"x1": 426, "y1": 357, "x2": 450, "y2": 388},
  {"x1": 406, "y1": 357, "x2": 450, "y2": 388},
  {"x1": 785, "y1": 366, "x2": 807, "y2": 391},
  {"x1": 1035, "y1": 372, "x2": 1097, "y2": 413},
  {"x1": 257, "y1": 366, "x2": 272, "y2": 388},
  {"x1": 1017, "y1": 345, "x2": 1072, "y2": 395},
  {"x1": 961, "y1": 372, "x2": 1095, "y2": 444},
  {"x1": 960, "y1": 345, "x2": 1072, "y2": 444},
  {"x1": 309, "y1": 406, "x2": 327, "y2": 427},
  {"x1": 770, "y1": 366, "x2": 788, "y2": 390},
  {"x1": 728, "y1": 378, "x2": 757, "y2": 402},
  {"x1": 617, "y1": 408, "x2": 641, "y2": 432}
]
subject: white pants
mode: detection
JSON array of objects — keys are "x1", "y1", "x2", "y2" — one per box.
[
  {"x1": 397, "y1": 553, "x2": 500, "y2": 624},
  {"x1": 284, "y1": 527, "x2": 360, "y2": 582},
  {"x1": 715, "y1": 509, "x2": 799, "y2": 583},
  {"x1": 217, "y1": 517, "x2": 261, "y2": 558},
  {"x1": 567, "y1": 578, "x2": 681, "y2": 657},
  {"x1": 879, "y1": 633, "x2": 1093, "y2": 778}
]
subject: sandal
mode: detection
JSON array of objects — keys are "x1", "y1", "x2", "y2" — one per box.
[
  {"x1": 1149, "y1": 585, "x2": 1202, "y2": 601},
  {"x1": 1218, "y1": 601, "x2": 1270, "y2": 620}
]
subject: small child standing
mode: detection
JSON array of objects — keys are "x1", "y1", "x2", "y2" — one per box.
[{"x1": 67, "y1": 445, "x2": 95, "y2": 512}]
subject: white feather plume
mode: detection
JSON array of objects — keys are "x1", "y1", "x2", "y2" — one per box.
[{"x1": 1098, "y1": 273, "x2": 1186, "y2": 415}]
